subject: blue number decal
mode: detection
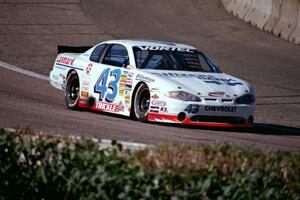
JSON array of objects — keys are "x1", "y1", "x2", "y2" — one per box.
[
  {"x1": 105, "y1": 69, "x2": 121, "y2": 102},
  {"x1": 184, "y1": 104, "x2": 199, "y2": 114},
  {"x1": 94, "y1": 68, "x2": 110, "y2": 100},
  {"x1": 94, "y1": 68, "x2": 121, "y2": 102}
]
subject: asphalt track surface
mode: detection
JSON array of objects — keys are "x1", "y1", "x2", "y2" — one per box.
[{"x1": 0, "y1": 0, "x2": 300, "y2": 152}]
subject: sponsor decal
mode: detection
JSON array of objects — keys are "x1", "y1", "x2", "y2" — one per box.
[
  {"x1": 136, "y1": 74, "x2": 154, "y2": 83},
  {"x1": 127, "y1": 72, "x2": 134, "y2": 79},
  {"x1": 119, "y1": 86, "x2": 125, "y2": 97},
  {"x1": 118, "y1": 101, "x2": 124, "y2": 112},
  {"x1": 82, "y1": 86, "x2": 89, "y2": 91},
  {"x1": 125, "y1": 95, "x2": 130, "y2": 104},
  {"x1": 95, "y1": 102, "x2": 119, "y2": 112},
  {"x1": 152, "y1": 72, "x2": 243, "y2": 86},
  {"x1": 208, "y1": 91, "x2": 225, "y2": 97},
  {"x1": 150, "y1": 88, "x2": 159, "y2": 92},
  {"x1": 160, "y1": 107, "x2": 168, "y2": 113},
  {"x1": 205, "y1": 106, "x2": 237, "y2": 112},
  {"x1": 151, "y1": 100, "x2": 166, "y2": 106},
  {"x1": 125, "y1": 80, "x2": 133, "y2": 85},
  {"x1": 151, "y1": 94, "x2": 159, "y2": 99},
  {"x1": 125, "y1": 90, "x2": 131, "y2": 95},
  {"x1": 120, "y1": 75, "x2": 127, "y2": 83},
  {"x1": 82, "y1": 80, "x2": 90, "y2": 86},
  {"x1": 122, "y1": 71, "x2": 128, "y2": 76},
  {"x1": 150, "y1": 106, "x2": 159, "y2": 113},
  {"x1": 138, "y1": 46, "x2": 195, "y2": 52},
  {"x1": 56, "y1": 55, "x2": 75, "y2": 66},
  {"x1": 125, "y1": 84, "x2": 132, "y2": 91},
  {"x1": 80, "y1": 91, "x2": 89, "y2": 98},
  {"x1": 86, "y1": 63, "x2": 93, "y2": 75}
]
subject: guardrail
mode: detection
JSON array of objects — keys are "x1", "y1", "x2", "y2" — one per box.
[{"x1": 222, "y1": 0, "x2": 300, "y2": 45}]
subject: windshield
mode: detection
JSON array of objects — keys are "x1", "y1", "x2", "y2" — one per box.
[{"x1": 133, "y1": 46, "x2": 220, "y2": 72}]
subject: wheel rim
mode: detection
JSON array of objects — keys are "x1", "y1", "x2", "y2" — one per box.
[
  {"x1": 67, "y1": 76, "x2": 79, "y2": 104},
  {"x1": 135, "y1": 87, "x2": 150, "y2": 118}
]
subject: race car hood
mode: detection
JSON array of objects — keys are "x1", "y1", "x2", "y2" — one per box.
[{"x1": 146, "y1": 70, "x2": 251, "y2": 98}]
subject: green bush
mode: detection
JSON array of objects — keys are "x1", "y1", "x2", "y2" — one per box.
[{"x1": 0, "y1": 128, "x2": 299, "y2": 200}]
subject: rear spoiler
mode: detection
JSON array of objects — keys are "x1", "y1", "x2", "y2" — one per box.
[{"x1": 57, "y1": 45, "x2": 92, "y2": 54}]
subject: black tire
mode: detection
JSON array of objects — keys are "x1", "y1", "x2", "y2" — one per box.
[
  {"x1": 133, "y1": 84, "x2": 150, "y2": 122},
  {"x1": 65, "y1": 71, "x2": 80, "y2": 110}
]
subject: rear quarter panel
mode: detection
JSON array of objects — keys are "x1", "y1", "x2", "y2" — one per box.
[{"x1": 49, "y1": 53, "x2": 84, "y2": 90}]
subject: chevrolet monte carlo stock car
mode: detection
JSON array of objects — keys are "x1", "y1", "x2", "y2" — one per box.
[{"x1": 50, "y1": 40, "x2": 255, "y2": 128}]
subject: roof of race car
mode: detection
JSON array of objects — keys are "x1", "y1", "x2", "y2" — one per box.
[{"x1": 101, "y1": 39, "x2": 197, "y2": 50}]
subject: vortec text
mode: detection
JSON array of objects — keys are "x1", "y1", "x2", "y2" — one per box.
[{"x1": 138, "y1": 46, "x2": 195, "y2": 52}]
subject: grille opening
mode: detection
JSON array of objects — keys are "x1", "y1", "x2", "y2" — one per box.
[
  {"x1": 190, "y1": 115, "x2": 245, "y2": 124},
  {"x1": 222, "y1": 99, "x2": 233, "y2": 103},
  {"x1": 205, "y1": 98, "x2": 217, "y2": 101}
]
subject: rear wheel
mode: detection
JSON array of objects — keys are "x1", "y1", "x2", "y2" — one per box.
[
  {"x1": 65, "y1": 71, "x2": 80, "y2": 110},
  {"x1": 133, "y1": 84, "x2": 150, "y2": 122}
]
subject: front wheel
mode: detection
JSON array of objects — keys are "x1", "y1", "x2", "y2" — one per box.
[
  {"x1": 133, "y1": 84, "x2": 150, "y2": 122},
  {"x1": 65, "y1": 71, "x2": 80, "y2": 110}
]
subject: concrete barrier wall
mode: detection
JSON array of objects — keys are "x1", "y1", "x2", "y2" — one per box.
[
  {"x1": 238, "y1": 0, "x2": 253, "y2": 19},
  {"x1": 252, "y1": 0, "x2": 273, "y2": 29},
  {"x1": 289, "y1": 2, "x2": 300, "y2": 44},
  {"x1": 264, "y1": 0, "x2": 282, "y2": 33},
  {"x1": 222, "y1": 0, "x2": 234, "y2": 9},
  {"x1": 273, "y1": 0, "x2": 298, "y2": 40},
  {"x1": 221, "y1": 0, "x2": 300, "y2": 45}
]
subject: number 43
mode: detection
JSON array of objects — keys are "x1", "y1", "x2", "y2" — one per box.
[
  {"x1": 94, "y1": 68, "x2": 121, "y2": 102},
  {"x1": 184, "y1": 104, "x2": 199, "y2": 114}
]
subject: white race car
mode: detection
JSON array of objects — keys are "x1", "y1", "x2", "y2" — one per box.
[{"x1": 50, "y1": 40, "x2": 255, "y2": 127}]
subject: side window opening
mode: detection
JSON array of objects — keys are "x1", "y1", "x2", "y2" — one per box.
[
  {"x1": 102, "y1": 44, "x2": 128, "y2": 67},
  {"x1": 90, "y1": 44, "x2": 106, "y2": 62}
]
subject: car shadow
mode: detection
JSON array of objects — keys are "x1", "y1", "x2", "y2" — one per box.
[
  {"x1": 159, "y1": 122, "x2": 300, "y2": 136},
  {"x1": 76, "y1": 109, "x2": 300, "y2": 136},
  {"x1": 238, "y1": 123, "x2": 300, "y2": 136}
]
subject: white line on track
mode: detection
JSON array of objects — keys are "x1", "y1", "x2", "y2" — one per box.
[
  {"x1": 101, "y1": 139, "x2": 150, "y2": 148},
  {"x1": 0, "y1": 60, "x2": 49, "y2": 81},
  {"x1": 3, "y1": 128, "x2": 149, "y2": 149},
  {"x1": 0, "y1": 61, "x2": 149, "y2": 148}
]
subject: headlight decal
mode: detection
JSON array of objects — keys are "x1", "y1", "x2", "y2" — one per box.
[{"x1": 164, "y1": 91, "x2": 201, "y2": 102}]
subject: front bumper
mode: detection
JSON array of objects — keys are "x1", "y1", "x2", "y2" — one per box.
[{"x1": 148, "y1": 101, "x2": 255, "y2": 128}]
